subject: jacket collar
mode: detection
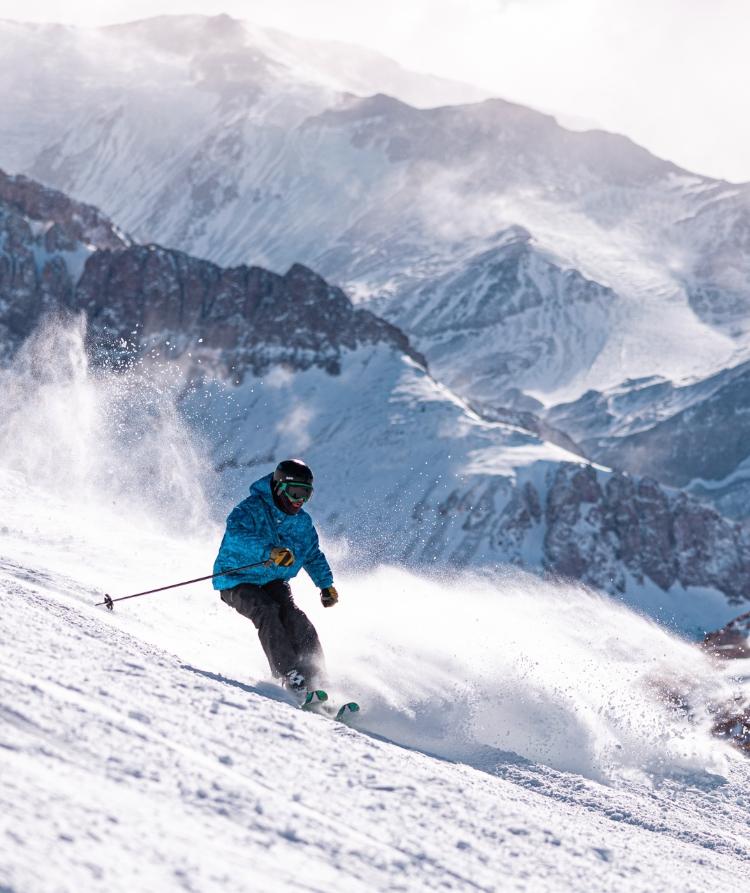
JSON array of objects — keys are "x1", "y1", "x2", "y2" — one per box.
[{"x1": 250, "y1": 472, "x2": 306, "y2": 524}]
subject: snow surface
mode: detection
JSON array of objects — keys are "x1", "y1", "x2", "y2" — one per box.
[{"x1": 2, "y1": 323, "x2": 750, "y2": 891}]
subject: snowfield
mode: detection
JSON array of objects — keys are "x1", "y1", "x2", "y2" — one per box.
[
  {"x1": 2, "y1": 484, "x2": 750, "y2": 892},
  {"x1": 2, "y1": 348, "x2": 750, "y2": 891}
]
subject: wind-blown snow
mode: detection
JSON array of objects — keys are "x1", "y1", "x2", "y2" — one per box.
[{"x1": 2, "y1": 321, "x2": 750, "y2": 890}]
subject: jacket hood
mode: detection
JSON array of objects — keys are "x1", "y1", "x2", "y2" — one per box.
[{"x1": 249, "y1": 473, "x2": 275, "y2": 503}]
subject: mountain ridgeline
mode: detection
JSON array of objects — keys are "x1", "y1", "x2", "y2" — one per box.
[{"x1": 0, "y1": 169, "x2": 421, "y2": 375}]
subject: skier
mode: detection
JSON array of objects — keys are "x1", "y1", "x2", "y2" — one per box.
[{"x1": 213, "y1": 458, "x2": 339, "y2": 694}]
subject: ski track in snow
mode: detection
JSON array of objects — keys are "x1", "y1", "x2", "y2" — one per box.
[{"x1": 2, "y1": 559, "x2": 750, "y2": 892}]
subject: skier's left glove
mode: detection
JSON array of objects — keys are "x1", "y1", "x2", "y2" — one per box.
[{"x1": 320, "y1": 586, "x2": 338, "y2": 607}]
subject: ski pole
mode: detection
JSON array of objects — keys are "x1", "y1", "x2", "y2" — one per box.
[{"x1": 95, "y1": 560, "x2": 272, "y2": 611}]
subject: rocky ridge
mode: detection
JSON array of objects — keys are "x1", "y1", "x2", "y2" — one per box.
[
  {"x1": 75, "y1": 246, "x2": 425, "y2": 375},
  {"x1": 702, "y1": 610, "x2": 750, "y2": 753},
  {"x1": 539, "y1": 464, "x2": 750, "y2": 602},
  {"x1": 0, "y1": 169, "x2": 130, "y2": 356},
  {"x1": 0, "y1": 169, "x2": 422, "y2": 375},
  {"x1": 0, "y1": 169, "x2": 130, "y2": 252},
  {"x1": 704, "y1": 610, "x2": 750, "y2": 659}
]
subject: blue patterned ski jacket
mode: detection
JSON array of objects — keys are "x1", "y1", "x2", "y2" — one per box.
[{"x1": 212, "y1": 473, "x2": 333, "y2": 591}]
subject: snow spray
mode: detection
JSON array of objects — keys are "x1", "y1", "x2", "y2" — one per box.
[
  {"x1": 314, "y1": 566, "x2": 739, "y2": 783},
  {"x1": 0, "y1": 315, "x2": 214, "y2": 535}
]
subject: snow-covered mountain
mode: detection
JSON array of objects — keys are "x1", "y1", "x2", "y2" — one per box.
[
  {"x1": 3, "y1": 13, "x2": 750, "y2": 516},
  {"x1": 2, "y1": 170, "x2": 750, "y2": 615},
  {"x1": 0, "y1": 16, "x2": 746, "y2": 391}
]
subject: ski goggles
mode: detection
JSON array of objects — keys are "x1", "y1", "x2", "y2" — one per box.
[{"x1": 278, "y1": 481, "x2": 313, "y2": 503}]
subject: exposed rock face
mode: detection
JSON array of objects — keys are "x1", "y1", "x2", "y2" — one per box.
[
  {"x1": 74, "y1": 246, "x2": 425, "y2": 374},
  {"x1": 0, "y1": 170, "x2": 423, "y2": 375},
  {"x1": 701, "y1": 610, "x2": 750, "y2": 754},
  {"x1": 542, "y1": 464, "x2": 750, "y2": 602},
  {"x1": 0, "y1": 169, "x2": 130, "y2": 253},
  {"x1": 393, "y1": 453, "x2": 750, "y2": 605},
  {"x1": 0, "y1": 168, "x2": 130, "y2": 357},
  {"x1": 711, "y1": 703, "x2": 750, "y2": 755}
]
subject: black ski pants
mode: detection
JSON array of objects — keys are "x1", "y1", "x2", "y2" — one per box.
[{"x1": 220, "y1": 580, "x2": 325, "y2": 685}]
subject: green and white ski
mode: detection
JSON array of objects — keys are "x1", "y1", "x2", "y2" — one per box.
[
  {"x1": 334, "y1": 701, "x2": 360, "y2": 722},
  {"x1": 300, "y1": 689, "x2": 330, "y2": 712},
  {"x1": 300, "y1": 690, "x2": 360, "y2": 722}
]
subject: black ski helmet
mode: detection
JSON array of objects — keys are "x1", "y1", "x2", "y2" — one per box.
[
  {"x1": 272, "y1": 459, "x2": 314, "y2": 514},
  {"x1": 273, "y1": 458, "x2": 314, "y2": 488}
]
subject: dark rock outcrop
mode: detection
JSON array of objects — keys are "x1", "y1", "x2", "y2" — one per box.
[
  {"x1": 74, "y1": 246, "x2": 426, "y2": 374},
  {"x1": 701, "y1": 610, "x2": 750, "y2": 754},
  {"x1": 0, "y1": 168, "x2": 130, "y2": 356},
  {"x1": 0, "y1": 168, "x2": 130, "y2": 252},
  {"x1": 0, "y1": 170, "x2": 424, "y2": 375},
  {"x1": 542, "y1": 463, "x2": 750, "y2": 602}
]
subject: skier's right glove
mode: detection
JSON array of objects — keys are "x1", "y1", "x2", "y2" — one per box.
[
  {"x1": 269, "y1": 546, "x2": 295, "y2": 567},
  {"x1": 320, "y1": 586, "x2": 338, "y2": 607}
]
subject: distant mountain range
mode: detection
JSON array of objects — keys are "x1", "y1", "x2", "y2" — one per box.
[
  {"x1": 2, "y1": 167, "x2": 749, "y2": 619},
  {"x1": 2, "y1": 14, "x2": 749, "y2": 523}
]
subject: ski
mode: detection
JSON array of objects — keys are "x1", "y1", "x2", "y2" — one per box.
[
  {"x1": 300, "y1": 689, "x2": 329, "y2": 712},
  {"x1": 299, "y1": 690, "x2": 360, "y2": 723},
  {"x1": 334, "y1": 702, "x2": 360, "y2": 723}
]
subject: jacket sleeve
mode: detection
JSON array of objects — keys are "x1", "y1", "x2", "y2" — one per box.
[
  {"x1": 213, "y1": 501, "x2": 270, "y2": 586},
  {"x1": 302, "y1": 524, "x2": 334, "y2": 589}
]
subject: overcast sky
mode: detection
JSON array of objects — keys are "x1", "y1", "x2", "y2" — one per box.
[{"x1": 2, "y1": 0, "x2": 749, "y2": 182}]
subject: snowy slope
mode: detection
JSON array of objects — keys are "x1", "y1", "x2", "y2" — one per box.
[
  {"x1": 2, "y1": 369, "x2": 750, "y2": 891},
  {"x1": 4, "y1": 556, "x2": 750, "y2": 893}
]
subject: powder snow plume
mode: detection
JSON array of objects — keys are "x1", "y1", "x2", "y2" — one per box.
[
  {"x1": 0, "y1": 319, "x2": 738, "y2": 786},
  {"x1": 0, "y1": 316, "x2": 215, "y2": 536}
]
